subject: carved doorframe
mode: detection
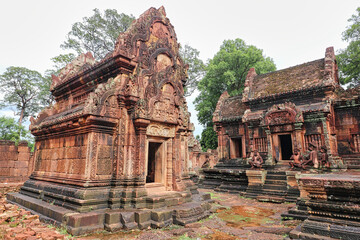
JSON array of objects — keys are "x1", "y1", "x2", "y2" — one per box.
[{"x1": 145, "y1": 123, "x2": 176, "y2": 190}]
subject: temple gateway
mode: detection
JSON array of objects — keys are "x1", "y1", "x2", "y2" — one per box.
[
  {"x1": 213, "y1": 47, "x2": 359, "y2": 167},
  {"x1": 8, "y1": 7, "x2": 212, "y2": 235}
]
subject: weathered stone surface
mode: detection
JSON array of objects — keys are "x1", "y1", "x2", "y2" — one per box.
[
  {"x1": 6, "y1": 6, "x2": 211, "y2": 235},
  {"x1": 0, "y1": 140, "x2": 33, "y2": 185},
  {"x1": 291, "y1": 173, "x2": 360, "y2": 239}
]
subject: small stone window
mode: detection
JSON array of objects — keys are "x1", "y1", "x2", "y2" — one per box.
[
  {"x1": 254, "y1": 137, "x2": 267, "y2": 152},
  {"x1": 304, "y1": 134, "x2": 323, "y2": 150}
]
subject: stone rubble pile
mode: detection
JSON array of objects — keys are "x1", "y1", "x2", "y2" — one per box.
[{"x1": 0, "y1": 187, "x2": 67, "y2": 240}]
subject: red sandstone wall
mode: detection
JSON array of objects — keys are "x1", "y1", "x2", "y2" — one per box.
[
  {"x1": 0, "y1": 140, "x2": 33, "y2": 184},
  {"x1": 189, "y1": 149, "x2": 218, "y2": 170},
  {"x1": 335, "y1": 107, "x2": 360, "y2": 155}
]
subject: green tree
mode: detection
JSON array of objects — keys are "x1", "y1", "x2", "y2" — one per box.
[
  {"x1": 61, "y1": 8, "x2": 135, "y2": 60},
  {"x1": 0, "y1": 67, "x2": 46, "y2": 127},
  {"x1": 337, "y1": 7, "x2": 360, "y2": 86},
  {"x1": 195, "y1": 39, "x2": 276, "y2": 150},
  {"x1": 200, "y1": 125, "x2": 218, "y2": 151},
  {"x1": 179, "y1": 44, "x2": 206, "y2": 97},
  {"x1": 0, "y1": 116, "x2": 34, "y2": 150},
  {"x1": 0, "y1": 116, "x2": 26, "y2": 142}
]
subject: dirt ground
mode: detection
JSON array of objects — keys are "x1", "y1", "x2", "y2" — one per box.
[{"x1": 1, "y1": 188, "x2": 301, "y2": 240}]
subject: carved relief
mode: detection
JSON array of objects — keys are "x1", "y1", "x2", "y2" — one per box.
[
  {"x1": 150, "y1": 83, "x2": 178, "y2": 124},
  {"x1": 156, "y1": 53, "x2": 172, "y2": 72},
  {"x1": 264, "y1": 102, "x2": 303, "y2": 126},
  {"x1": 146, "y1": 124, "x2": 175, "y2": 138}
]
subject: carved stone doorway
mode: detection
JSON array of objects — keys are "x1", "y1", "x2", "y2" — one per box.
[
  {"x1": 146, "y1": 142, "x2": 163, "y2": 184},
  {"x1": 279, "y1": 134, "x2": 293, "y2": 160},
  {"x1": 230, "y1": 137, "x2": 243, "y2": 159}
]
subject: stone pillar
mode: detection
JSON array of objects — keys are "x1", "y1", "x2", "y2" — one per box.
[
  {"x1": 246, "y1": 170, "x2": 267, "y2": 186},
  {"x1": 245, "y1": 170, "x2": 267, "y2": 198},
  {"x1": 166, "y1": 138, "x2": 173, "y2": 190},
  {"x1": 285, "y1": 171, "x2": 301, "y2": 202},
  {"x1": 134, "y1": 118, "x2": 150, "y2": 178},
  {"x1": 264, "y1": 129, "x2": 274, "y2": 165},
  {"x1": 294, "y1": 122, "x2": 304, "y2": 152},
  {"x1": 321, "y1": 117, "x2": 344, "y2": 168}
]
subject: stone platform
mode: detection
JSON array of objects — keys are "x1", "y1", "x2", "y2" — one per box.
[
  {"x1": 7, "y1": 190, "x2": 213, "y2": 236},
  {"x1": 200, "y1": 164, "x2": 302, "y2": 203},
  {"x1": 289, "y1": 173, "x2": 360, "y2": 240}
]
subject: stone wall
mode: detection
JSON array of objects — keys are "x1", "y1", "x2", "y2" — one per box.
[
  {"x1": 189, "y1": 149, "x2": 218, "y2": 170},
  {"x1": 0, "y1": 140, "x2": 33, "y2": 184}
]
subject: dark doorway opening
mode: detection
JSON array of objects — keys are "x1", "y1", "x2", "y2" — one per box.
[
  {"x1": 147, "y1": 142, "x2": 162, "y2": 183},
  {"x1": 279, "y1": 134, "x2": 293, "y2": 160},
  {"x1": 231, "y1": 138, "x2": 242, "y2": 158}
]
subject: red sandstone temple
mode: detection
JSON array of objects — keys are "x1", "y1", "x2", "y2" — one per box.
[
  {"x1": 8, "y1": 7, "x2": 212, "y2": 235},
  {"x1": 213, "y1": 47, "x2": 360, "y2": 168}
]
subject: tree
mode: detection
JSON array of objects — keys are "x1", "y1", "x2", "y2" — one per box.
[
  {"x1": 179, "y1": 44, "x2": 206, "y2": 97},
  {"x1": 61, "y1": 8, "x2": 135, "y2": 60},
  {"x1": 0, "y1": 67, "x2": 46, "y2": 127},
  {"x1": 0, "y1": 116, "x2": 26, "y2": 142},
  {"x1": 195, "y1": 39, "x2": 276, "y2": 150},
  {"x1": 200, "y1": 125, "x2": 218, "y2": 151},
  {"x1": 0, "y1": 116, "x2": 35, "y2": 150},
  {"x1": 337, "y1": 7, "x2": 360, "y2": 86}
]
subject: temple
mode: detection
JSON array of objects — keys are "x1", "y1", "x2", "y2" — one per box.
[
  {"x1": 213, "y1": 46, "x2": 359, "y2": 168},
  {"x1": 7, "y1": 7, "x2": 212, "y2": 235}
]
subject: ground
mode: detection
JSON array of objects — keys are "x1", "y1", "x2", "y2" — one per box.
[{"x1": 1, "y1": 188, "x2": 301, "y2": 240}]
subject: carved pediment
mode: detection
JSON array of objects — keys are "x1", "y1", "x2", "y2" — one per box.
[{"x1": 263, "y1": 102, "x2": 303, "y2": 126}]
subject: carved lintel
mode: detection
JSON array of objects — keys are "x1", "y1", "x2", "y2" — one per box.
[{"x1": 146, "y1": 123, "x2": 175, "y2": 138}]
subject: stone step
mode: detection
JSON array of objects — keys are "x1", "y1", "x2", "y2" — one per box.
[
  {"x1": 266, "y1": 171, "x2": 287, "y2": 175},
  {"x1": 257, "y1": 195, "x2": 285, "y2": 203},
  {"x1": 265, "y1": 175, "x2": 287, "y2": 180},
  {"x1": 262, "y1": 184, "x2": 288, "y2": 190},
  {"x1": 264, "y1": 179, "x2": 287, "y2": 185},
  {"x1": 260, "y1": 188, "x2": 287, "y2": 195}
]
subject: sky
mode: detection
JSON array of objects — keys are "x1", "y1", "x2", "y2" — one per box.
[{"x1": 0, "y1": 0, "x2": 359, "y2": 136}]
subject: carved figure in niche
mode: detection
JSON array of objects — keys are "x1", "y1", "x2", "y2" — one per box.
[
  {"x1": 249, "y1": 150, "x2": 263, "y2": 169},
  {"x1": 319, "y1": 146, "x2": 330, "y2": 169},
  {"x1": 289, "y1": 148, "x2": 305, "y2": 170},
  {"x1": 302, "y1": 142, "x2": 319, "y2": 169}
]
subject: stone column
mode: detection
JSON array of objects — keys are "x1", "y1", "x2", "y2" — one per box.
[
  {"x1": 294, "y1": 122, "x2": 304, "y2": 152},
  {"x1": 321, "y1": 117, "x2": 343, "y2": 168},
  {"x1": 264, "y1": 129, "x2": 274, "y2": 165},
  {"x1": 134, "y1": 119, "x2": 150, "y2": 178}
]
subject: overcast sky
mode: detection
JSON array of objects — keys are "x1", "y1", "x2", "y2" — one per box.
[{"x1": 0, "y1": 0, "x2": 359, "y2": 136}]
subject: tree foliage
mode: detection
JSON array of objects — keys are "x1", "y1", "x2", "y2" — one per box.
[
  {"x1": 0, "y1": 116, "x2": 34, "y2": 149},
  {"x1": 200, "y1": 124, "x2": 218, "y2": 151},
  {"x1": 0, "y1": 116, "x2": 26, "y2": 142},
  {"x1": 195, "y1": 39, "x2": 276, "y2": 150},
  {"x1": 61, "y1": 8, "x2": 135, "y2": 60},
  {"x1": 179, "y1": 44, "x2": 205, "y2": 96},
  {"x1": 0, "y1": 67, "x2": 46, "y2": 126},
  {"x1": 337, "y1": 7, "x2": 360, "y2": 86}
]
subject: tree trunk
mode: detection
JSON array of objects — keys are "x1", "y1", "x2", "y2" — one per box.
[{"x1": 18, "y1": 107, "x2": 25, "y2": 127}]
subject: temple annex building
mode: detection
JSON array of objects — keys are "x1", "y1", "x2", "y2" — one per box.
[{"x1": 213, "y1": 47, "x2": 360, "y2": 168}]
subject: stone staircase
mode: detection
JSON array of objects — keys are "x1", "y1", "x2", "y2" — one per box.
[
  {"x1": 253, "y1": 171, "x2": 288, "y2": 203},
  {"x1": 341, "y1": 154, "x2": 360, "y2": 169}
]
